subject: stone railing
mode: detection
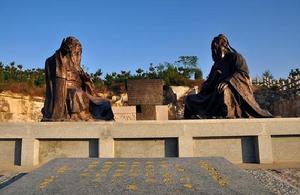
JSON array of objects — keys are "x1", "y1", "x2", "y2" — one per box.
[
  {"x1": 0, "y1": 118, "x2": 299, "y2": 168},
  {"x1": 252, "y1": 70, "x2": 300, "y2": 95},
  {"x1": 272, "y1": 96, "x2": 300, "y2": 117}
]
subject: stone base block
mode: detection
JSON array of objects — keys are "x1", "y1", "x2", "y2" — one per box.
[{"x1": 112, "y1": 106, "x2": 136, "y2": 121}]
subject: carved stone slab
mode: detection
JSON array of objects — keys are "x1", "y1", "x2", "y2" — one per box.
[{"x1": 0, "y1": 157, "x2": 271, "y2": 194}]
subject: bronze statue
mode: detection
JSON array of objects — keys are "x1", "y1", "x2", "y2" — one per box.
[
  {"x1": 184, "y1": 34, "x2": 272, "y2": 119},
  {"x1": 42, "y1": 36, "x2": 114, "y2": 121}
]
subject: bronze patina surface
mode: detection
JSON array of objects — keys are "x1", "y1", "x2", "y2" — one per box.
[
  {"x1": 42, "y1": 37, "x2": 114, "y2": 121},
  {"x1": 184, "y1": 34, "x2": 272, "y2": 119}
]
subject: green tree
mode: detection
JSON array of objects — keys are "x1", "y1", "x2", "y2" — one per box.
[
  {"x1": 194, "y1": 68, "x2": 203, "y2": 79},
  {"x1": 177, "y1": 56, "x2": 198, "y2": 68},
  {"x1": 135, "y1": 68, "x2": 144, "y2": 78},
  {"x1": 91, "y1": 68, "x2": 102, "y2": 82},
  {"x1": 177, "y1": 56, "x2": 202, "y2": 80},
  {"x1": 262, "y1": 69, "x2": 274, "y2": 79}
]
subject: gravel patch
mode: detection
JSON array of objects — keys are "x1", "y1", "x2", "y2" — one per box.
[
  {"x1": 247, "y1": 169, "x2": 300, "y2": 195},
  {"x1": 269, "y1": 169, "x2": 300, "y2": 189}
]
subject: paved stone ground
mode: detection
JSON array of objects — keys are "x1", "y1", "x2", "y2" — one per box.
[{"x1": 0, "y1": 157, "x2": 271, "y2": 195}]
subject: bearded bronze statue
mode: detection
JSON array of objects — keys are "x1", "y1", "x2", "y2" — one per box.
[
  {"x1": 42, "y1": 36, "x2": 114, "y2": 121},
  {"x1": 184, "y1": 34, "x2": 272, "y2": 119}
]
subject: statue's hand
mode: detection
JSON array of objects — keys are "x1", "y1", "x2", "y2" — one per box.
[{"x1": 217, "y1": 82, "x2": 228, "y2": 93}]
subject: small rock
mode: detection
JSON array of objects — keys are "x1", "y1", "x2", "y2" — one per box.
[{"x1": 111, "y1": 95, "x2": 120, "y2": 102}]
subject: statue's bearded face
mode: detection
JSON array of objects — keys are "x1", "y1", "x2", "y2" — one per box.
[
  {"x1": 211, "y1": 35, "x2": 229, "y2": 63},
  {"x1": 70, "y1": 44, "x2": 82, "y2": 68},
  {"x1": 60, "y1": 37, "x2": 82, "y2": 69},
  {"x1": 211, "y1": 44, "x2": 227, "y2": 62}
]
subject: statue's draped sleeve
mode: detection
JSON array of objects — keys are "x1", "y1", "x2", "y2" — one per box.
[
  {"x1": 225, "y1": 53, "x2": 272, "y2": 117},
  {"x1": 43, "y1": 51, "x2": 67, "y2": 120},
  {"x1": 184, "y1": 52, "x2": 272, "y2": 119}
]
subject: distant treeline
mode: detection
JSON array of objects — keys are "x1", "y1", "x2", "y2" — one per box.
[
  {"x1": 0, "y1": 61, "x2": 45, "y2": 96},
  {"x1": 0, "y1": 56, "x2": 203, "y2": 96}
]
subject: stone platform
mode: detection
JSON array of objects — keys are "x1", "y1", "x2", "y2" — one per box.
[{"x1": 0, "y1": 157, "x2": 271, "y2": 194}]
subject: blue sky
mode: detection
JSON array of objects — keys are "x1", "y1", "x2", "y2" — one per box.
[{"x1": 0, "y1": 0, "x2": 299, "y2": 79}]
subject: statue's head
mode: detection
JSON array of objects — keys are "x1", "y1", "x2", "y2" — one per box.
[
  {"x1": 211, "y1": 34, "x2": 232, "y2": 62},
  {"x1": 60, "y1": 36, "x2": 82, "y2": 67}
]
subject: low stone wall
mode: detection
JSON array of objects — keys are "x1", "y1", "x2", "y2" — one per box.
[
  {"x1": 271, "y1": 135, "x2": 300, "y2": 162},
  {"x1": 193, "y1": 137, "x2": 259, "y2": 163},
  {"x1": 0, "y1": 118, "x2": 299, "y2": 168},
  {"x1": 38, "y1": 139, "x2": 99, "y2": 164},
  {"x1": 0, "y1": 139, "x2": 21, "y2": 166},
  {"x1": 114, "y1": 139, "x2": 165, "y2": 158}
]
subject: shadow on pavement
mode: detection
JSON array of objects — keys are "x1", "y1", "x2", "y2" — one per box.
[{"x1": 0, "y1": 173, "x2": 27, "y2": 190}]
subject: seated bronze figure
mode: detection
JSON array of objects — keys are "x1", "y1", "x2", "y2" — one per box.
[
  {"x1": 42, "y1": 36, "x2": 114, "y2": 121},
  {"x1": 184, "y1": 34, "x2": 272, "y2": 119}
]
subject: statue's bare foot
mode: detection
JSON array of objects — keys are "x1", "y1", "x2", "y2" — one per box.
[{"x1": 70, "y1": 114, "x2": 80, "y2": 121}]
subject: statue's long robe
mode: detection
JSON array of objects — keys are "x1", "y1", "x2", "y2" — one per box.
[
  {"x1": 184, "y1": 52, "x2": 272, "y2": 119},
  {"x1": 42, "y1": 51, "x2": 114, "y2": 121}
]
